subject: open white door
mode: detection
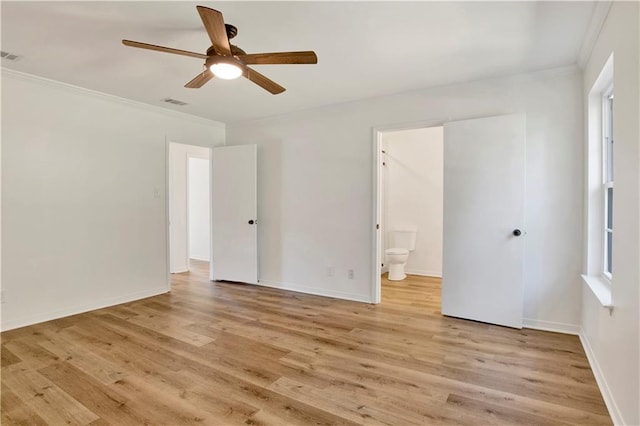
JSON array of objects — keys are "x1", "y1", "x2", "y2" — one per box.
[
  {"x1": 442, "y1": 114, "x2": 525, "y2": 328},
  {"x1": 211, "y1": 145, "x2": 258, "y2": 284}
]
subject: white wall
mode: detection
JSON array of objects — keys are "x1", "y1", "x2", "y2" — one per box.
[
  {"x1": 1, "y1": 70, "x2": 225, "y2": 331},
  {"x1": 169, "y1": 143, "x2": 210, "y2": 272},
  {"x1": 581, "y1": 2, "x2": 639, "y2": 425},
  {"x1": 382, "y1": 127, "x2": 443, "y2": 277},
  {"x1": 188, "y1": 157, "x2": 211, "y2": 262},
  {"x1": 227, "y1": 66, "x2": 584, "y2": 327}
]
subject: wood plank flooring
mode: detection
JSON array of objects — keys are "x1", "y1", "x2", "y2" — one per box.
[{"x1": 1, "y1": 260, "x2": 611, "y2": 425}]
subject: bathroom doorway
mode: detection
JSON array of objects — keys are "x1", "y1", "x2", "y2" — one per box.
[
  {"x1": 374, "y1": 124, "x2": 444, "y2": 304},
  {"x1": 374, "y1": 114, "x2": 525, "y2": 327},
  {"x1": 168, "y1": 142, "x2": 212, "y2": 279}
]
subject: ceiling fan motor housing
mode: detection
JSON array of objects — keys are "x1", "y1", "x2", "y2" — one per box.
[
  {"x1": 206, "y1": 44, "x2": 246, "y2": 57},
  {"x1": 225, "y1": 24, "x2": 238, "y2": 39}
]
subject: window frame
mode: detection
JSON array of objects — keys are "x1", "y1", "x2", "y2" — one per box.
[
  {"x1": 582, "y1": 52, "x2": 613, "y2": 308},
  {"x1": 601, "y1": 85, "x2": 614, "y2": 280}
]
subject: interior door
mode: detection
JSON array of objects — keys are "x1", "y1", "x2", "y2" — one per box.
[
  {"x1": 211, "y1": 145, "x2": 258, "y2": 284},
  {"x1": 442, "y1": 114, "x2": 525, "y2": 328}
]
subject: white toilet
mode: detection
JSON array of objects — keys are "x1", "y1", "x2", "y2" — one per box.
[{"x1": 385, "y1": 230, "x2": 417, "y2": 281}]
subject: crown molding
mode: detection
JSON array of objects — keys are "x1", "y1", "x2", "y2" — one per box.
[
  {"x1": 1, "y1": 67, "x2": 225, "y2": 129},
  {"x1": 500, "y1": 64, "x2": 580, "y2": 85},
  {"x1": 577, "y1": 0, "x2": 613, "y2": 69},
  {"x1": 232, "y1": 63, "x2": 581, "y2": 126}
]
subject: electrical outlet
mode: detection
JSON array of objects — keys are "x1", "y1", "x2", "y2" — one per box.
[
  {"x1": 326, "y1": 266, "x2": 334, "y2": 277},
  {"x1": 348, "y1": 269, "x2": 354, "y2": 279}
]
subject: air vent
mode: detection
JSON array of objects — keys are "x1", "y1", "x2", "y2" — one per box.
[
  {"x1": 161, "y1": 98, "x2": 188, "y2": 106},
  {"x1": 1, "y1": 51, "x2": 22, "y2": 61}
]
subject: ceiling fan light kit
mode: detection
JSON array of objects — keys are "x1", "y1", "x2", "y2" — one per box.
[
  {"x1": 122, "y1": 5, "x2": 317, "y2": 94},
  {"x1": 210, "y1": 63, "x2": 242, "y2": 80},
  {"x1": 208, "y1": 57, "x2": 243, "y2": 80}
]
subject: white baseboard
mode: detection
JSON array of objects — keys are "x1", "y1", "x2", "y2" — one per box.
[
  {"x1": 257, "y1": 279, "x2": 373, "y2": 304},
  {"x1": 522, "y1": 318, "x2": 580, "y2": 335},
  {"x1": 522, "y1": 319, "x2": 623, "y2": 424},
  {"x1": 404, "y1": 269, "x2": 442, "y2": 278},
  {"x1": 0, "y1": 286, "x2": 169, "y2": 332},
  {"x1": 171, "y1": 267, "x2": 188, "y2": 274},
  {"x1": 579, "y1": 329, "x2": 624, "y2": 425},
  {"x1": 189, "y1": 256, "x2": 210, "y2": 262}
]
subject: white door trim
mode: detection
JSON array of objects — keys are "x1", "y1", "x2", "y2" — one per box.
[
  {"x1": 209, "y1": 151, "x2": 215, "y2": 281},
  {"x1": 185, "y1": 153, "x2": 191, "y2": 272},
  {"x1": 165, "y1": 137, "x2": 171, "y2": 291},
  {"x1": 186, "y1": 153, "x2": 212, "y2": 263}
]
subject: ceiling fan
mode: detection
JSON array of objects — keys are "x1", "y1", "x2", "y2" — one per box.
[{"x1": 122, "y1": 5, "x2": 317, "y2": 94}]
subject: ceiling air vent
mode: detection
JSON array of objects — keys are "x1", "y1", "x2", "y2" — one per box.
[
  {"x1": 1, "y1": 51, "x2": 22, "y2": 61},
  {"x1": 161, "y1": 98, "x2": 188, "y2": 106}
]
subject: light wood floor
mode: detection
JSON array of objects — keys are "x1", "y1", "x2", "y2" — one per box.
[{"x1": 2, "y1": 260, "x2": 611, "y2": 425}]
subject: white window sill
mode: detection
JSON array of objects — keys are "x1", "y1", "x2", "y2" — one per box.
[{"x1": 581, "y1": 274, "x2": 613, "y2": 308}]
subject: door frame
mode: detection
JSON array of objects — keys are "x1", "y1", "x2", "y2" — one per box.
[
  {"x1": 186, "y1": 153, "x2": 212, "y2": 265},
  {"x1": 371, "y1": 119, "x2": 443, "y2": 303},
  {"x1": 165, "y1": 138, "x2": 171, "y2": 291},
  {"x1": 166, "y1": 140, "x2": 213, "y2": 288}
]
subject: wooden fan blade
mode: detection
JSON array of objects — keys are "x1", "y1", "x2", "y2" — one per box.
[
  {"x1": 243, "y1": 67, "x2": 285, "y2": 94},
  {"x1": 238, "y1": 51, "x2": 318, "y2": 65},
  {"x1": 184, "y1": 71, "x2": 214, "y2": 88},
  {"x1": 122, "y1": 40, "x2": 208, "y2": 59},
  {"x1": 196, "y1": 6, "x2": 231, "y2": 56}
]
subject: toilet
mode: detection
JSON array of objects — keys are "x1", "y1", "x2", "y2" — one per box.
[{"x1": 385, "y1": 230, "x2": 417, "y2": 281}]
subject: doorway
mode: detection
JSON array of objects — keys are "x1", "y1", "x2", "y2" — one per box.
[
  {"x1": 372, "y1": 114, "x2": 526, "y2": 328},
  {"x1": 378, "y1": 126, "x2": 444, "y2": 304},
  {"x1": 169, "y1": 142, "x2": 212, "y2": 278}
]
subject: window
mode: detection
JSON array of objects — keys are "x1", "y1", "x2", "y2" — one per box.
[
  {"x1": 602, "y1": 88, "x2": 614, "y2": 278},
  {"x1": 582, "y1": 53, "x2": 613, "y2": 308}
]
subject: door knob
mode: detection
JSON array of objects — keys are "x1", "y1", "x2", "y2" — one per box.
[
  {"x1": 513, "y1": 229, "x2": 522, "y2": 237},
  {"x1": 248, "y1": 220, "x2": 255, "y2": 225}
]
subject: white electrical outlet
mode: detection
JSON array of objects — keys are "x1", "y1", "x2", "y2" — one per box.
[
  {"x1": 326, "y1": 266, "x2": 334, "y2": 277},
  {"x1": 348, "y1": 269, "x2": 354, "y2": 279}
]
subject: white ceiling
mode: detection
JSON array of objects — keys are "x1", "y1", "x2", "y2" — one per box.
[{"x1": 2, "y1": 1, "x2": 596, "y2": 123}]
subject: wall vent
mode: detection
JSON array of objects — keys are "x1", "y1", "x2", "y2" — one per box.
[
  {"x1": 161, "y1": 98, "x2": 188, "y2": 106},
  {"x1": 1, "y1": 51, "x2": 22, "y2": 61}
]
